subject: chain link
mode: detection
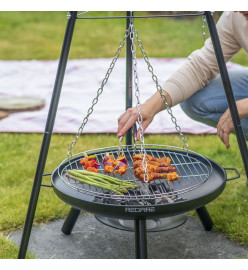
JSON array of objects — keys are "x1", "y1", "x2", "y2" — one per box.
[
  {"x1": 66, "y1": 12, "x2": 71, "y2": 20},
  {"x1": 129, "y1": 18, "x2": 149, "y2": 183},
  {"x1": 134, "y1": 29, "x2": 189, "y2": 152},
  {"x1": 202, "y1": 15, "x2": 207, "y2": 42},
  {"x1": 67, "y1": 27, "x2": 130, "y2": 160}
]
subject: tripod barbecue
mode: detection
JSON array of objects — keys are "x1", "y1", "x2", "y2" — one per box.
[{"x1": 18, "y1": 11, "x2": 247, "y2": 259}]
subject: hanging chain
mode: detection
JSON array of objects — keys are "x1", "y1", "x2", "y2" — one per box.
[
  {"x1": 67, "y1": 28, "x2": 130, "y2": 160},
  {"x1": 202, "y1": 15, "x2": 207, "y2": 42},
  {"x1": 129, "y1": 18, "x2": 149, "y2": 183},
  {"x1": 67, "y1": 16, "x2": 190, "y2": 166},
  {"x1": 134, "y1": 29, "x2": 189, "y2": 152}
]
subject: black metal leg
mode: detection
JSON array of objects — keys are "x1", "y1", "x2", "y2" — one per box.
[
  {"x1": 18, "y1": 11, "x2": 77, "y2": 259},
  {"x1": 205, "y1": 12, "x2": 248, "y2": 185},
  {"x1": 196, "y1": 206, "x2": 213, "y2": 231},
  {"x1": 125, "y1": 11, "x2": 133, "y2": 146},
  {"x1": 61, "y1": 208, "x2": 81, "y2": 235},
  {"x1": 134, "y1": 218, "x2": 148, "y2": 259}
]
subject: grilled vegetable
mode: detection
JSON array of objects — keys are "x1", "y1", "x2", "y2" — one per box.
[
  {"x1": 84, "y1": 160, "x2": 100, "y2": 169},
  {"x1": 117, "y1": 154, "x2": 128, "y2": 164},
  {"x1": 79, "y1": 153, "x2": 97, "y2": 165},
  {"x1": 74, "y1": 170, "x2": 139, "y2": 189},
  {"x1": 66, "y1": 169, "x2": 139, "y2": 195},
  {"x1": 79, "y1": 153, "x2": 100, "y2": 173},
  {"x1": 65, "y1": 171, "x2": 124, "y2": 195}
]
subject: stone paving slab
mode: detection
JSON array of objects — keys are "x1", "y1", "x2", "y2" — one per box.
[{"x1": 9, "y1": 214, "x2": 248, "y2": 259}]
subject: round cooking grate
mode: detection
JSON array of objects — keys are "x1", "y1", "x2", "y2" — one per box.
[
  {"x1": 57, "y1": 145, "x2": 212, "y2": 201},
  {"x1": 57, "y1": 145, "x2": 212, "y2": 203}
]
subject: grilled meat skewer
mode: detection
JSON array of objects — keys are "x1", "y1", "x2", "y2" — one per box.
[
  {"x1": 134, "y1": 165, "x2": 176, "y2": 176},
  {"x1": 103, "y1": 153, "x2": 128, "y2": 176},
  {"x1": 133, "y1": 159, "x2": 171, "y2": 169},
  {"x1": 132, "y1": 153, "x2": 179, "y2": 183},
  {"x1": 136, "y1": 172, "x2": 179, "y2": 183},
  {"x1": 132, "y1": 153, "x2": 171, "y2": 164}
]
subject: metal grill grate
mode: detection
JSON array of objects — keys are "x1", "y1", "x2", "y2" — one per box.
[{"x1": 57, "y1": 145, "x2": 212, "y2": 205}]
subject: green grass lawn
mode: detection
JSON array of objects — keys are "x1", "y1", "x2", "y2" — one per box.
[{"x1": 1, "y1": 11, "x2": 248, "y2": 259}]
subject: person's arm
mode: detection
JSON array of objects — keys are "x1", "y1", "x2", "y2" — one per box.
[
  {"x1": 117, "y1": 12, "x2": 241, "y2": 139},
  {"x1": 163, "y1": 12, "x2": 241, "y2": 107}
]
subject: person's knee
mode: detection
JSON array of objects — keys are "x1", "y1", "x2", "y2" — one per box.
[
  {"x1": 180, "y1": 99, "x2": 202, "y2": 121},
  {"x1": 180, "y1": 97, "x2": 221, "y2": 128}
]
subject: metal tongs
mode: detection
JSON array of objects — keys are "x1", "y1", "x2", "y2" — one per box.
[
  {"x1": 132, "y1": 122, "x2": 138, "y2": 153},
  {"x1": 118, "y1": 135, "x2": 124, "y2": 156},
  {"x1": 118, "y1": 123, "x2": 138, "y2": 156}
]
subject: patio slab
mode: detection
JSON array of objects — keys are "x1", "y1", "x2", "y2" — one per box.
[{"x1": 9, "y1": 213, "x2": 248, "y2": 259}]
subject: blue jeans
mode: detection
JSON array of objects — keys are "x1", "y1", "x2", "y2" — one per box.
[{"x1": 180, "y1": 68, "x2": 248, "y2": 140}]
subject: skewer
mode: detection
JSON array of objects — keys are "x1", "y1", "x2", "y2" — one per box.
[{"x1": 118, "y1": 136, "x2": 124, "y2": 156}]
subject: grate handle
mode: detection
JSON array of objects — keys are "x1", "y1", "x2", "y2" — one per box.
[
  {"x1": 41, "y1": 173, "x2": 53, "y2": 188},
  {"x1": 224, "y1": 167, "x2": 240, "y2": 181}
]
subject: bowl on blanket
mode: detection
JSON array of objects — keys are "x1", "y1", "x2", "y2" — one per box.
[
  {"x1": 0, "y1": 111, "x2": 8, "y2": 120},
  {"x1": 0, "y1": 96, "x2": 45, "y2": 113}
]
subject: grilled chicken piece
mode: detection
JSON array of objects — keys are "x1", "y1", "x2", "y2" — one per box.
[
  {"x1": 133, "y1": 154, "x2": 178, "y2": 183},
  {"x1": 133, "y1": 154, "x2": 154, "y2": 161},
  {"x1": 104, "y1": 158, "x2": 118, "y2": 167},
  {"x1": 133, "y1": 159, "x2": 171, "y2": 169},
  {"x1": 104, "y1": 165, "x2": 114, "y2": 174},
  {"x1": 113, "y1": 165, "x2": 127, "y2": 176},
  {"x1": 136, "y1": 172, "x2": 179, "y2": 183},
  {"x1": 134, "y1": 166, "x2": 176, "y2": 177},
  {"x1": 165, "y1": 172, "x2": 180, "y2": 181},
  {"x1": 133, "y1": 154, "x2": 171, "y2": 164},
  {"x1": 134, "y1": 165, "x2": 176, "y2": 176},
  {"x1": 86, "y1": 167, "x2": 99, "y2": 173}
]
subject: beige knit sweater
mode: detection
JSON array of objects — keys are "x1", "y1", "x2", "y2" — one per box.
[{"x1": 162, "y1": 11, "x2": 248, "y2": 107}]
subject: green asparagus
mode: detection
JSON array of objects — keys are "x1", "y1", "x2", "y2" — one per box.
[
  {"x1": 65, "y1": 169, "x2": 139, "y2": 195},
  {"x1": 66, "y1": 171, "x2": 124, "y2": 195},
  {"x1": 74, "y1": 169, "x2": 139, "y2": 188}
]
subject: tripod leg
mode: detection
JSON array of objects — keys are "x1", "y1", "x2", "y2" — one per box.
[
  {"x1": 134, "y1": 218, "x2": 148, "y2": 259},
  {"x1": 196, "y1": 206, "x2": 213, "y2": 231},
  {"x1": 18, "y1": 11, "x2": 77, "y2": 259},
  {"x1": 62, "y1": 208, "x2": 81, "y2": 235},
  {"x1": 125, "y1": 11, "x2": 133, "y2": 146},
  {"x1": 205, "y1": 11, "x2": 248, "y2": 185}
]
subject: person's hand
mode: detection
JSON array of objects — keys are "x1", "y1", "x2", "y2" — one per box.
[
  {"x1": 217, "y1": 98, "x2": 248, "y2": 149},
  {"x1": 117, "y1": 103, "x2": 155, "y2": 140},
  {"x1": 117, "y1": 90, "x2": 172, "y2": 140},
  {"x1": 217, "y1": 108, "x2": 234, "y2": 149}
]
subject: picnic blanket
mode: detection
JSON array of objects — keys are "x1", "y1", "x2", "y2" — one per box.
[{"x1": 0, "y1": 58, "x2": 244, "y2": 134}]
